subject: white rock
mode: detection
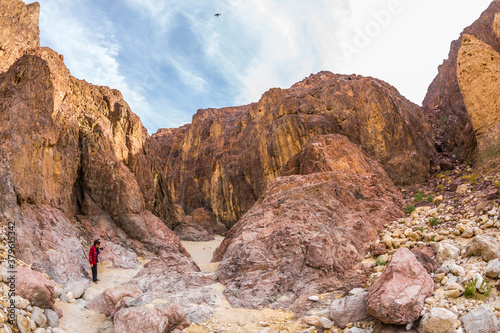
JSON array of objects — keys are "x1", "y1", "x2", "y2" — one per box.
[
  {"x1": 64, "y1": 281, "x2": 88, "y2": 299},
  {"x1": 448, "y1": 264, "x2": 465, "y2": 277},
  {"x1": 460, "y1": 305, "x2": 499, "y2": 333},
  {"x1": 431, "y1": 243, "x2": 460, "y2": 264},
  {"x1": 348, "y1": 288, "x2": 365, "y2": 295},
  {"x1": 484, "y1": 259, "x2": 500, "y2": 278},
  {"x1": 308, "y1": 296, "x2": 320, "y2": 302},
  {"x1": 31, "y1": 307, "x2": 47, "y2": 328}
]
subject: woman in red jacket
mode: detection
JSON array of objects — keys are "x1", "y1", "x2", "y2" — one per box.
[{"x1": 89, "y1": 240, "x2": 101, "y2": 283}]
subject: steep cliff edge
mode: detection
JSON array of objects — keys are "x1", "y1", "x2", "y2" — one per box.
[
  {"x1": 0, "y1": 0, "x2": 191, "y2": 285},
  {"x1": 153, "y1": 72, "x2": 435, "y2": 230}
]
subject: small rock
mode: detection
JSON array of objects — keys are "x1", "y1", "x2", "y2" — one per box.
[
  {"x1": 462, "y1": 228, "x2": 474, "y2": 238},
  {"x1": 31, "y1": 307, "x2": 47, "y2": 328},
  {"x1": 485, "y1": 259, "x2": 500, "y2": 278},
  {"x1": 460, "y1": 305, "x2": 499, "y2": 333},
  {"x1": 44, "y1": 309, "x2": 59, "y2": 328},
  {"x1": 419, "y1": 307, "x2": 457, "y2": 333},
  {"x1": 457, "y1": 184, "x2": 468, "y2": 195},
  {"x1": 308, "y1": 296, "x2": 320, "y2": 302}
]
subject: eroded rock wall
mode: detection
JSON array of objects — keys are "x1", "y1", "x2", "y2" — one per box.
[
  {"x1": 154, "y1": 72, "x2": 435, "y2": 229},
  {"x1": 0, "y1": 1, "x2": 190, "y2": 284},
  {"x1": 423, "y1": 0, "x2": 500, "y2": 162}
]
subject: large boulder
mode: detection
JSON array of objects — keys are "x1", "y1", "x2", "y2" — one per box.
[
  {"x1": 365, "y1": 248, "x2": 433, "y2": 325},
  {"x1": 15, "y1": 266, "x2": 55, "y2": 309},
  {"x1": 87, "y1": 284, "x2": 143, "y2": 317},
  {"x1": 418, "y1": 307, "x2": 457, "y2": 333},
  {"x1": 214, "y1": 134, "x2": 404, "y2": 309},
  {"x1": 329, "y1": 291, "x2": 374, "y2": 329},
  {"x1": 112, "y1": 305, "x2": 189, "y2": 333}
]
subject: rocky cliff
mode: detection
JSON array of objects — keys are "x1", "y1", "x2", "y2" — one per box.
[
  {"x1": 423, "y1": 0, "x2": 500, "y2": 164},
  {"x1": 0, "y1": 0, "x2": 191, "y2": 285},
  {"x1": 153, "y1": 72, "x2": 435, "y2": 231},
  {"x1": 213, "y1": 134, "x2": 405, "y2": 309}
]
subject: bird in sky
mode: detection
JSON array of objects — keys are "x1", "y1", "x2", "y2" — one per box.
[{"x1": 214, "y1": 13, "x2": 221, "y2": 17}]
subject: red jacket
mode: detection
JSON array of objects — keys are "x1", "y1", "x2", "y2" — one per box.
[{"x1": 89, "y1": 245, "x2": 98, "y2": 265}]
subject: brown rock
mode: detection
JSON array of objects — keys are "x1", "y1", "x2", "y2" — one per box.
[
  {"x1": 372, "y1": 243, "x2": 388, "y2": 257},
  {"x1": 365, "y1": 248, "x2": 434, "y2": 325},
  {"x1": 423, "y1": 1, "x2": 500, "y2": 162},
  {"x1": 154, "y1": 71, "x2": 434, "y2": 230},
  {"x1": 113, "y1": 305, "x2": 189, "y2": 333},
  {"x1": 0, "y1": 46, "x2": 190, "y2": 283},
  {"x1": 214, "y1": 135, "x2": 404, "y2": 309},
  {"x1": 15, "y1": 266, "x2": 55, "y2": 309},
  {"x1": 0, "y1": 0, "x2": 40, "y2": 73},
  {"x1": 411, "y1": 245, "x2": 439, "y2": 274},
  {"x1": 464, "y1": 235, "x2": 500, "y2": 261}
]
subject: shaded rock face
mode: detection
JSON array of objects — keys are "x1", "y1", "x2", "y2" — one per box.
[
  {"x1": 153, "y1": 71, "x2": 434, "y2": 229},
  {"x1": 0, "y1": 0, "x2": 189, "y2": 285},
  {"x1": 213, "y1": 134, "x2": 404, "y2": 309},
  {"x1": 423, "y1": 0, "x2": 500, "y2": 162}
]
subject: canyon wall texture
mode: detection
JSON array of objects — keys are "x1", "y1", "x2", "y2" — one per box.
[
  {"x1": 423, "y1": 0, "x2": 500, "y2": 163},
  {"x1": 154, "y1": 72, "x2": 435, "y2": 230},
  {"x1": 0, "y1": 0, "x2": 190, "y2": 285}
]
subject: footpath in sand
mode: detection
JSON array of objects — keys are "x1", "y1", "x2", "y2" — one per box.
[
  {"x1": 182, "y1": 236, "x2": 303, "y2": 333},
  {"x1": 54, "y1": 236, "x2": 302, "y2": 333},
  {"x1": 55, "y1": 264, "x2": 140, "y2": 333}
]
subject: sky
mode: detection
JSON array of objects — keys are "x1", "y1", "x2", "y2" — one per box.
[{"x1": 25, "y1": 0, "x2": 493, "y2": 134}]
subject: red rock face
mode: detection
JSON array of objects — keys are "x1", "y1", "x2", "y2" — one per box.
[
  {"x1": 0, "y1": 1, "x2": 191, "y2": 284},
  {"x1": 154, "y1": 72, "x2": 434, "y2": 229},
  {"x1": 213, "y1": 135, "x2": 404, "y2": 309},
  {"x1": 423, "y1": 1, "x2": 500, "y2": 162}
]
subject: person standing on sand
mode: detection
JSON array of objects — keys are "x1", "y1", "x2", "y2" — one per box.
[{"x1": 89, "y1": 240, "x2": 101, "y2": 283}]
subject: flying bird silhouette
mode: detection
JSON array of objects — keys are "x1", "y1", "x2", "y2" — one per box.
[{"x1": 214, "y1": 13, "x2": 221, "y2": 17}]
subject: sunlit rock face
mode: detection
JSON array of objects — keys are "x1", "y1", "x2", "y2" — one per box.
[
  {"x1": 0, "y1": 0, "x2": 40, "y2": 73},
  {"x1": 153, "y1": 71, "x2": 435, "y2": 230},
  {"x1": 0, "y1": 0, "x2": 190, "y2": 284},
  {"x1": 423, "y1": 1, "x2": 500, "y2": 163}
]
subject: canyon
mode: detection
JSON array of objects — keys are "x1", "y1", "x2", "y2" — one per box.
[{"x1": 2, "y1": 0, "x2": 500, "y2": 332}]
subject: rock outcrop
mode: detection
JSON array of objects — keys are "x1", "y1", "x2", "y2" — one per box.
[
  {"x1": 0, "y1": 0, "x2": 190, "y2": 285},
  {"x1": 423, "y1": 0, "x2": 500, "y2": 163},
  {"x1": 213, "y1": 134, "x2": 404, "y2": 309},
  {"x1": 153, "y1": 71, "x2": 434, "y2": 230},
  {"x1": 0, "y1": 0, "x2": 39, "y2": 73}
]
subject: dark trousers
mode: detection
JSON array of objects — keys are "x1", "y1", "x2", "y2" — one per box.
[{"x1": 91, "y1": 264, "x2": 97, "y2": 282}]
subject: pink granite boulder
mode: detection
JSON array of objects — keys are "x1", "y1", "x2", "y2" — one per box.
[
  {"x1": 16, "y1": 266, "x2": 55, "y2": 309},
  {"x1": 365, "y1": 247, "x2": 433, "y2": 325}
]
